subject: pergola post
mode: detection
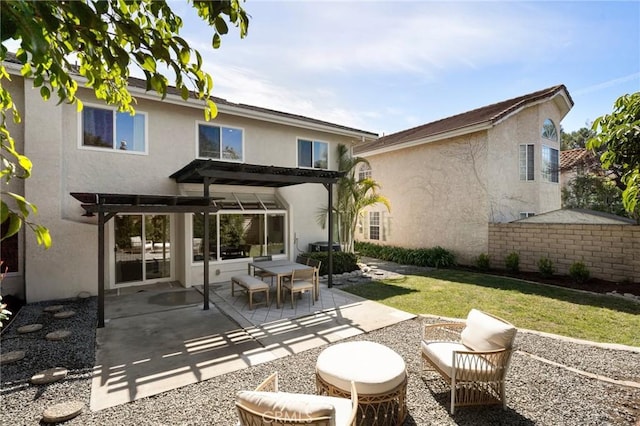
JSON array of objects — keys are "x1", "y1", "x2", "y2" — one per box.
[
  {"x1": 97, "y1": 211, "x2": 105, "y2": 328},
  {"x1": 203, "y1": 177, "x2": 211, "y2": 310},
  {"x1": 326, "y1": 183, "x2": 334, "y2": 288}
]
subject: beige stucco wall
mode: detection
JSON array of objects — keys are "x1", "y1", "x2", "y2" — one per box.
[
  {"x1": 358, "y1": 99, "x2": 565, "y2": 265},
  {"x1": 16, "y1": 80, "x2": 364, "y2": 302},
  {"x1": 359, "y1": 132, "x2": 490, "y2": 264}
]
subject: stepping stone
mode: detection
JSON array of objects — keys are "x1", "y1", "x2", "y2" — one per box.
[
  {"x1": 0, "y1": 350, "x2": 26, "y2": 364},
  {"x1": 77, "y1": 291, "x2": 91, "y2": 299},
  {"x1": 45, "y1": 330, "x2": 71, "y2": 341},
  {"x1": 53, "y1": 310, "x2": 76, "y2": 319},
  {"x1": 42, "y1": 400, "x2": 84, "y2": 423},
  {"x1": 31, "y1": 367, "x2": 68, "y2": 385},
  {"x1": 43, "y1": 305, "x2": 64, "y2": 313},
  {"x1": 17, "y1": 323, "x2": 43, "y2": 334}
]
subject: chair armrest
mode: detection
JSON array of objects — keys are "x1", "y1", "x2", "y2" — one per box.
[
  {"x1": 423, "y1": 322, "x2": 465, "y2": 341},
  {"x1": 451, "y1": 348, "x2": 513, "y2": 381},
  {"x1": 255, "y1": 372, "x2": 278, "y2": 392}
]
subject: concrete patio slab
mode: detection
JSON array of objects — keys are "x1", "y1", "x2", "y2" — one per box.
[{"x1": 91, "y1": 283, "x2": 415, "y2": 411}]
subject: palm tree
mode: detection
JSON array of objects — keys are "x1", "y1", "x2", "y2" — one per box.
[{"x1": 319, "y1": 144, "x2": 390, "y2": 252}]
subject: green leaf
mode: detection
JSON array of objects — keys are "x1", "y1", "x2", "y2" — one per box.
[
  {"x1": 179, "y1": 48, "x2": 190, "y2": 65},
  {"x1": 40, "y1": 85, "x2": 51, "y2": 100},
  {"x1": 2, "y1": 214, "x2": 22, "y2": 240},
  {"x1": 212, "y1": 33, "x2": 221, "y2": 49}
]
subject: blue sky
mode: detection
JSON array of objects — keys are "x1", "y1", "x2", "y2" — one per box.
[{"x1": 171, "y1": 0, "x2": 639, "y2": 137}]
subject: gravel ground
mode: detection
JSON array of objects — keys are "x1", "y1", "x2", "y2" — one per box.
[{"x1": 1, "y1": 296, "x2": 639, "y2": 425}]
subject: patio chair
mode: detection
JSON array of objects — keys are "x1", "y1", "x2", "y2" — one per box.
[
  {"x1": 252, "y1": 255, "x2": 275, "y2": 286},
  {"x1": 282, "y1": 267, "x2": 315, "y2": 308},
  {"x1": 236, "y1": 372, "x2": 358, "y2": 426},
  {"x1": 296, "y1": 255, "x2": 310, "y2": 265},
  {"x1": 421, "y1": 309, "x2": 517, "y2": 414},
  {"x1": 306, "y1": 258, "x2": 322, "y2": 301}
]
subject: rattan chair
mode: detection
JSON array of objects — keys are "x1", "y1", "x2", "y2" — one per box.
[
  {"x1": 421, "y1": 309, "x2": 517, "y2": 414},
  {"x1": 282, "y1": 267, "x2": 315, "y2": 308},
  {"x1": 236, "y1": 372, "x2": 358, "y2": 426}
]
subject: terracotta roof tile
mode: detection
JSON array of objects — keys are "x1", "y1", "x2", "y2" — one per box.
[
  {"x1": 560, "y1": 148, "x2": 598, "y2": 171},
  {"x1": 354, "y1": 85, "x2": 573, "y2": 155}
]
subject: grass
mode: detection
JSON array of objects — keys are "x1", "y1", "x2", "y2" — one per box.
[{"x1": 342, "y1": 269, "x2": 640, "y2": 347}]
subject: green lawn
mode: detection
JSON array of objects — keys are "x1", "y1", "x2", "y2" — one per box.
[{"x1": 342, "y1": 269, "x2": 640, "y2": 347}]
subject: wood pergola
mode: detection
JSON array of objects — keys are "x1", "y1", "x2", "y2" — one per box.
[{"x1": 72, "y1": 160, "x2": 345, "y2": 328}]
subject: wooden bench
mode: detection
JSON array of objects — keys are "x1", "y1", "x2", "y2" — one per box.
[{"x1": 231, "y1": 275, "x2": 270, "y2": 310}]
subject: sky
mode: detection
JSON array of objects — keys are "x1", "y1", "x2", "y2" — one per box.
[{"x1": 165, "y1": 0, "x2": 639, "y2": 137}]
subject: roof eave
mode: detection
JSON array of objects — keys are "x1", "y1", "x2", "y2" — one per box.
[{"x1": 357, "y1": 121, "x2": 492, "y2": 157}]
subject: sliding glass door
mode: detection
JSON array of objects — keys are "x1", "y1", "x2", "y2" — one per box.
[{"x1": 114, "y1": 214, "x2": 171, "y2": 285}]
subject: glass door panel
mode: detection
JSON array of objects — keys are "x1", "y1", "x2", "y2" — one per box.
[
  {"x1": 115, "y1": 215, "x2": 144, "y2": 284},
  {"x1": 114, "y1": 214, "x2": 171, "y2": 285},
  {"x1": 145, "y1": 214, "x2": 171, "y2": 280}
]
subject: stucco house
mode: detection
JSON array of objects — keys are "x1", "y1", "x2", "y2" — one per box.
[
  {"x1": 353, "y1": 85, "x2": 574, "y2": 264},
  {"x1": 0, "y1": 57, "x2": 377, "y2": 304}
]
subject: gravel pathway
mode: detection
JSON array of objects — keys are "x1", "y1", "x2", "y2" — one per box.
[{"x1": 1, "y1": 296, "x2": 639, "y2": 425}]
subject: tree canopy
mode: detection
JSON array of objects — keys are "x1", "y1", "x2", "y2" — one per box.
[
  {"x1": 1, "y1": 0, "x2": 249, "y2": 248},
  {"x1": 587, "y1": 92, "x2": 640, "y2": 219}
]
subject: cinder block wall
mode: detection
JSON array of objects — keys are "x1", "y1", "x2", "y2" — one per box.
[{"x1": 488, "y1": 223, "x2": 640, "y2": 283}]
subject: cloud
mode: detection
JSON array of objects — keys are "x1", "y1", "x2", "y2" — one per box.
[{"x1": 572, "y1": 73, "x2": 640, "y2": 96}]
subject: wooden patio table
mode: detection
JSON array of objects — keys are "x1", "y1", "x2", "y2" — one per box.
[{"x1": 248, "y1": 260, "x2": 314, "y2": 308}]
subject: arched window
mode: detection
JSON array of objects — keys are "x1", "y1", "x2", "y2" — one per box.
[
  {"x1": 358, "y1": 163, "x2": 372, "y2": 181},
  {"x1": 541, "y1": 119, "x2": 558, "y2": 141}
]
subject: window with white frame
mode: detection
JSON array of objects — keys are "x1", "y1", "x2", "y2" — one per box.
[
  {"x1": 542, "y1": 145, "x2": 559, "y2": 183},
  {"x1": 82, "y1": 105, "x2": 146, "y2": 152},
  {"x1": 519, "y1": 212, "x2": 536, "y2": 219},
  {"x1": 519, "y1": 144, "x2": 534, "y2": 181},
  {"x1": 541, "y1": 118, "x2": 558, "y2": 141},
  {"x1": 198, "y1": 123, "x2": 243, "y2": 161},
  {"x1": 369, "y1": 211, "x2": 380, "y2": 240},
  {"x1": 298, "y1": 139, "x2": 328, "y2": 169},
  {"x1": 358, "y1": 163, "x2": 372, "y2": 181}
]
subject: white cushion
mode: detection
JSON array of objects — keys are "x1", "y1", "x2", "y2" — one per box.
[
  {"x1": 236, "y1": 391, "x2": 352, "y2": 426},
  {"x1": 460, "y1": 309, "x2": 516, "y2": 352},
  {"x1": 316, "y1": 341, "x2": 406, "y2": 395},
  {"x1": 421, "y1": 341, "x2": 497, "y2": 380}
]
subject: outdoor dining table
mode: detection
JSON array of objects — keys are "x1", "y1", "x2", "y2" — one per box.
[{"x1": 247, "y1": 260, "x2": 315, "y2": 308}]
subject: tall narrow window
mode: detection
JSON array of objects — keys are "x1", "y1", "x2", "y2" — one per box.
[
  {"x1": 369, "y1": 211, "x2": 380, "y2": 240},
  {"x1": 519, "y1": 144, "x2": 534, "y2": 181},
  {"x1": 198, "y1": 124, "x2": 243, "y2": 161},
  {"x1": 542, "y1": 145, "x2": 559, "y2": 183},
  {"x1": 82, "y1": 106, "x2": 146, "y2": 152},
  {"x1": 298, "y1": 139, "x2": 328, "y2": 169}
]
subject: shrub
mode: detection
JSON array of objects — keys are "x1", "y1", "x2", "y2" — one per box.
[
  {"x1": 569, "y1": 261, "x2": 590, "y2": 284},
  {"x1": 505, "y1": 252, "x2": 520, "y2": 273},
  {"x1": 537, "y1": 257, "x2": 555, "y2": 278},
  {"x1": 304, "y1": 251, "x2": 358, "y2": 276},
  {"x1": 353, "y1": 241, "x2": 456, "y2": 268},
  {"x1": 475, "y1": 253, "x2": 491, "y2": 271}
]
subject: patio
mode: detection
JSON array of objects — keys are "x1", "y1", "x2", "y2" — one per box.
[{"x1": 1, "y1": 261, "x2": 639, "y2": 424}]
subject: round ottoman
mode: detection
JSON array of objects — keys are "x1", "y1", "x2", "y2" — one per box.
[{"x1": 315, "y1": 341, "x2": 407, "y2": 426}]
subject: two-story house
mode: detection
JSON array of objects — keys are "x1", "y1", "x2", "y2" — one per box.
[
  {"x1": 1, "y1": 58, "x2": 377, "y2": 304},
  {"x1": 353, "y1": 85, "x2": 573, "y2": 263}
]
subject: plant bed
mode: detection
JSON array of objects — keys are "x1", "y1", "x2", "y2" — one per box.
[{"x1": 462, "y1": 267, "x2": 640, "y2": 298}]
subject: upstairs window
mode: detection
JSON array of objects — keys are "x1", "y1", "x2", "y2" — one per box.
[
  {"x1": 198, "y1": 123, "x2": 243, "y2": 161},
  {"x1": 542, "y1": 145, "x2": 559, "y2": 183},
  {"x1": 542, "y1": 119, "x2": 558, "y2": 141},
  {"x1": 519, "y1": 144, "x2": 535, "y2": 181},
  {"x1": 82, "y1": 106, "x2": 146, "y2": 153},
  {"x1": 298, "y1": 139, "x2": 328, "y2": 169},
  {"x1": 358, "y1": 163, "x2": 372, "y2": 181}
]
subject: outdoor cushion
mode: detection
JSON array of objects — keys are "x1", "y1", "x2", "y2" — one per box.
[
  {"x1": 236, "y1": 390, "x2": 352, "y2": 426},
  {"x1": 421, "y1": 341, "x2": 497, "y2": 380},
  {"x1": 460, "y1": 309, "x2": 516, "y2": 352}
]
